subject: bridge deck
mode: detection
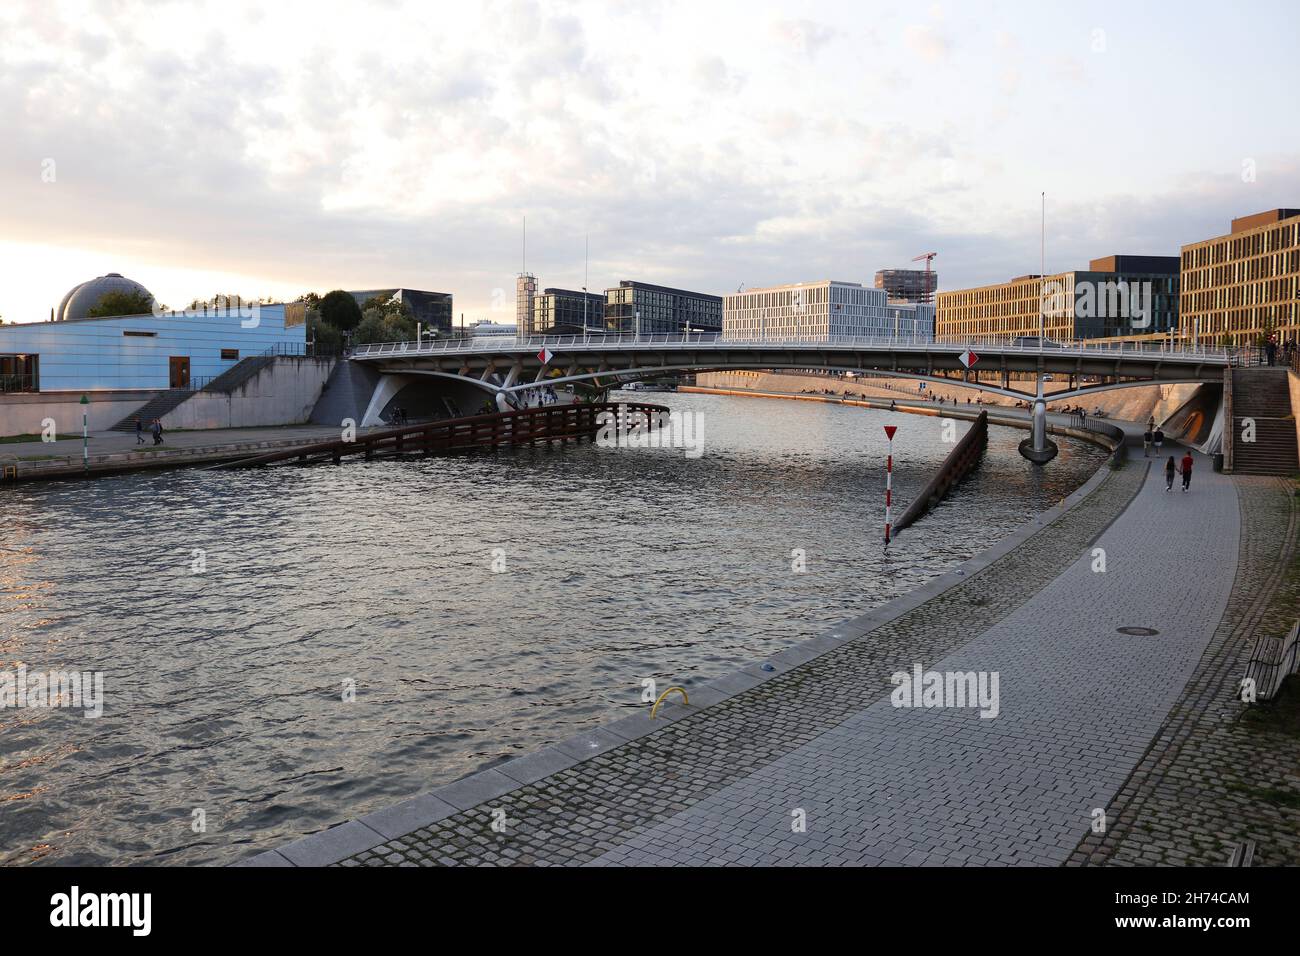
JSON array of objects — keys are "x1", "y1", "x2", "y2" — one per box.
[{"x1": 243, "y1": 433, "x2": 1276, "y2": 867}]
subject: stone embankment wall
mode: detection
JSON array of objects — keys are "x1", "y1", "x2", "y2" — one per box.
[
  {"x1": 164, "y1": 356, "x2": 336, "y2": 430},
  {"x1": 695, "y1": 370, "x2": 1200, "y2": 425}
]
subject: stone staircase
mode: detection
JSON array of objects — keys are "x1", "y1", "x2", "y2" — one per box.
[
  {"x1": 1231, "y1": 368, "x2": 1299, "y2": 476},
  {"x1": 108, "y1": 389, "x2": 195, "y2": 432}
]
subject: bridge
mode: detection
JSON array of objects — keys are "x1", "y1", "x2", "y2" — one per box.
[{"x1": 345, "y1": 334, "x2": 1232, "y2": 461}]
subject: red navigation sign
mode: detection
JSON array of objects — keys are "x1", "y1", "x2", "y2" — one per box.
[
  {"x1": 883, "y1": 425, "x2": 898, "y2": 440},
  {"x1": 538, "y1": 347, "x2": 555, "y2": 365},
  {"x1": 959, "y1": 348, "x2": 979, "y2": 369}
]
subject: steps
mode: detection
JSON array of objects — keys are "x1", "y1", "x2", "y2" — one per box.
[
  {"x1": 109, "y1": 389, "x2": 195, "y2": 432},
  {"x1": 1231, "y1": 368, "x2": 1299, "y2": 476}
]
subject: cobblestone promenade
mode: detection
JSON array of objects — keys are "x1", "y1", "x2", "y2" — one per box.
[{"x1": 243, "y1": 443, "x2": 1297, "y2": 867}]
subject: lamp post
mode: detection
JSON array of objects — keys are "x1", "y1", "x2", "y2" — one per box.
[{"x1": 79, "y1": 394, "x2": 89, "y2": 472}]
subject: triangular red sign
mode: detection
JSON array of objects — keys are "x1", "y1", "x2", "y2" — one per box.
[{"x1": 883, "y1": 425, "x2": 898, "y2": 440}]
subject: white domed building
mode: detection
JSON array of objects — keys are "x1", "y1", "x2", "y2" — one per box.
[{"x1": 55, "y1": 273, "x2": 156, "y2": 321}]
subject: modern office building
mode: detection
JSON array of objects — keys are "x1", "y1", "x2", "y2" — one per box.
[
  {"x1": 516, "y1": 273, "x2": 538, "y2": 336},
  {"x1": 532, "y1": 288, "x2": 605, "y2": 332},
  {"x1": 874, "y1": 268, "x2": 938, "y2": 304},
  {"x1": 603, "y1": 281, "x2": 722, "y2": 335},
  {"x1": 723, "y1": 281, "x2": 935, "y2": 341},
  {"x1": 349, "y1": 288, "x2": 453, "y2": 334},
  {"x1": 936, "y1": 255, "x2": 1180, "y2": 341},
  {"x1": 1179, "y1": 208, "x2": 1300, "y2": 345}
]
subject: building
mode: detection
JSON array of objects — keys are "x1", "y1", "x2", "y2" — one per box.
[
  {"x1": 1179, "y1": 209, "x2": 1300, "y2": 345},
  {"x1": 0, "y1": 300, "x2": 306, "y2": 394},
  {"x1": 532, "y1": 288, "x2": 605, "y2": 332},
  {"x1": 936, "y1": 255, "x2": 1180, "y2": 341},
  {"x1": 349, "y1": 288, "x2": 453, "y2": 334},
  {"x1": 516, "y1": 273, "x2": 538, "y2": 336},
  {"x1": 603, "y1": 281, "x2": 722, "y2": 335},
  {"x1": 463, "y1": 320, "x2": 517, "y2": 337},
  {"x1": 55, "y1": 272, "x2": 155, "y2": 321},
  {"x1": 874, "y1": 268, "x2": 938, "y2": 304},
  {"x1": 723, "y1": 280, "x2": 935, "y2": 341}
]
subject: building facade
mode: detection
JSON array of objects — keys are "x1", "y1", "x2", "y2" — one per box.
[
  {"x1": 723, "y1": 281, "x2": 935, "y2": 341},
  {"x1": 516, "y1": 274, "x2": 538, "y2": 336},
  {"x1": 532, "y1": 288, "x2": 605, "y2": 332},
  {"x1": 349, "y1": 288, "x2": 453, "y2": 334},
  {"x1": 603, "y1": 281, "x2": 722, "y2": 335},
  {"x1": 874, "y1": 268, "x2": 938, "y2": 304},
  {"x1": 936, "y1": 255, "x2": 1180, "y2": 341},
  {"x1": 1179, "y1": 209, "x2": 1300, "y2": 345},
  {"x1": 0, "y1": 304, "x2": 306, "y2": 393}
]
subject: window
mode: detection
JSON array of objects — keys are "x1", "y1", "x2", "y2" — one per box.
[
  {"x1": 220, "y1": 348, "x2": 239, "y2": 360},
  {"x1": 0, "y1": 353, "x2": 38, "y2": 392},
  {"x1": 123, "y1": 330, "x2": 156, "y2": 337}
]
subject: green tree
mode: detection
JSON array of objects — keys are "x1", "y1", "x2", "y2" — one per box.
[
  {"x1": 308, "y1": 313, "x2": 344, "y2": 351},
  {"x1": 319, "y1": 290, "x2": 363, "y2": 331},
  {"x1": 86, "y1": 290, "x2": 156, "y2": 317},
  {"x1": 353, "y1": 305, "x2": 417, "y2": 344}
]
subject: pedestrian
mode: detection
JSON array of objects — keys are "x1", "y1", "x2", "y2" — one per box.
[
  {"x1": 1153, "y1": 427, "x2": 1164, "y2": 456},
  {"x1": 1265, "y1": 338, "x2": 1277, "y2": 367},
  {"x1": 151, "y1": 418, "x2": 163, "y2": 445},
  {"x1": 1180, "y1": 451, "x2": 1194, "y2": 492},
  {"x1": 1165, "y1": 455, "x2": 1176, "y2": 492},
  {"x1": 135, "y1": 417, "x2": 145, "y2": 445},
  {"x1": 1142, "y1": 427, "x2": 1153, "y2": 457}
]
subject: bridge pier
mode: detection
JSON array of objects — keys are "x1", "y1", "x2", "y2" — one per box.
[{"x1": 1018, "y1": 378, "x2": 1059, "y2": 464}]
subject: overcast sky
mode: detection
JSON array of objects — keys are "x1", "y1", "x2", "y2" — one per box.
[{"x1": 2, "y1": 0, "x2": 1298, "y2": 324}]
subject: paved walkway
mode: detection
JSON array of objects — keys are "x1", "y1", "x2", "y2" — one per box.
[{"x1": 238, "y1": 436, "x2": 1253, "y2": 867}]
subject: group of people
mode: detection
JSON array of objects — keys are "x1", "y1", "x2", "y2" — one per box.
[
  {"x1": 1263, "y1": 337, "x2": 1296, "y2": 367},
  {"x1": 1144, "y1": 418, "x2": 1196, "y2": 492},
  {"x1": 134, "y1": 417, "x2": 165, "y2": 445}
]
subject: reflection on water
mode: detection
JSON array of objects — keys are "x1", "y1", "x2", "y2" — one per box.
[{"x1": 0, "y1": 393, "x2": 1107, "y2": 865}]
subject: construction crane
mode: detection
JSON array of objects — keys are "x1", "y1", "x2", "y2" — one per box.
[{"x1": 911, "y1": 252, "x2": 938, "y2": 304}]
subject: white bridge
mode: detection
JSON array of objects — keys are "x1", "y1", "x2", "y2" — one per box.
[{"x1": 349, "y1": 332, "x2": 1231, "y2": 424}]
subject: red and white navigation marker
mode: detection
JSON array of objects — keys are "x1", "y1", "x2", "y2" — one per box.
[
  {"x1": 959, "y1": 348, "x2": 979, "y2": 369},
  {"x1": 538, "y1": 347, "x2": 555, "y2": 365},
  {"x1": 883, "y1": 424, "x2": 898, "y2": 545}
]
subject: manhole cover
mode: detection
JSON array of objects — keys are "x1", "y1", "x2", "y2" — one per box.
[{"x1": 1116, "y1": 626, "x2": 1161, "y2": 636}]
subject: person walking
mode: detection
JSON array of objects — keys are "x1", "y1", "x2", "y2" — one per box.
[
  {"x1": 1142, "y1": 427, "x2": 1153, "y2": 457},
  {"x1": 1165, "y1": 455, "x2": 1176, "y2": 492},
  {"x1": 151, "y1": 418, "x2": 163, "y2": 445},
  {"x1": 1153, "y1": 427, "x2": 1164, "y2": 456},
  {"x1": 1180, "y1": 451, "x2": 1194, "y2": 492},
  {"x1": 135, "y1": 417, "x2": 145, "y2": 445},
  {"x1": 1265, "y1": 338, "x2": 1277, "y2": 367}
]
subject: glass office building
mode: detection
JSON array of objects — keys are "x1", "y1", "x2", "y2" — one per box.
[{"x1": 603, "y1": 281, "x2": 722, "y2": 334}]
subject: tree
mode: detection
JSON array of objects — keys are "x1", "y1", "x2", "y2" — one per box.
[
  {"x1": 353, "y1": 304, "x2": 417, "y2": 344},
  {"x1": 308, "y1": 313, "x2": 344, "y2": 351},
  {"x1": 86, "y1": 290, "x2": 156, "y2": 318},
  {"x1": 319, "y1": 290, "x2": 363, "y2": 331}
]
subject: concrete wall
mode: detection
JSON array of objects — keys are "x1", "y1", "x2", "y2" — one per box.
[
  {"x1": 694, "y1": 370, "x2": 1201, "y2": 425},
  {"x1": 162, "y1": 356, "x2": 336, "y2": 430},
  {"x1": 1291, "y1": 370, "x2": 1300, "y2": 456},
  {"x1": 0, "y1": 390, "x2": 153, "y2": 437}
]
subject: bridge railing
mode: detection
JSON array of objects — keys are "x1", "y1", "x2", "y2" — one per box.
[{"x1": 351, "y1": 333, "x2": 1234, "y2": 362}]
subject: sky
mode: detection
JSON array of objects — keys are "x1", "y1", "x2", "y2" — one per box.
[{"x1": 1, "y1": 0, "x2": 1298, "y2": 325}]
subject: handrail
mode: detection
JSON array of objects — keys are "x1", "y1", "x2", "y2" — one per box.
[{"x1": 350, "y1": 333, "x2": 1235, "y2": 363}]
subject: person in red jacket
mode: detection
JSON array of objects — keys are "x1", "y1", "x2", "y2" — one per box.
[{"x1": 1180, "y1": 452, "x2": 1194, "y2": 492}]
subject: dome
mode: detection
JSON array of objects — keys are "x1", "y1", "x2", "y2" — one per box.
[{"x1": 57, "y1": 273, "x2": 155, "y2": 321}]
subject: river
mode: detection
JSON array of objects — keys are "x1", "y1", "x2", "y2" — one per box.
[{"x1": 0, "y1": 391, "x2": 1108, "y2": 865}]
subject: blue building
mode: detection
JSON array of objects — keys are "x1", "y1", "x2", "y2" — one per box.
[{"x1": 0, "y1": 301, "x2": 306, "y2": 393}]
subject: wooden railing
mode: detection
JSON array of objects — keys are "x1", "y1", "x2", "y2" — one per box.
[{"x1": 212, "y1": 402, "x2": 669, "y2": 470}]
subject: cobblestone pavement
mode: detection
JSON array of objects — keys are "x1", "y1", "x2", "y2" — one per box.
[
  {"x1": 588, "y1": 452, "x2": 1239, "y2": 866},
  {"x1": 340, "y1": 457, "x2": 1178, "y2": 867},
  {"x1": 1068, "y1": 475, "x2": 1300, "y2": 867}
]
